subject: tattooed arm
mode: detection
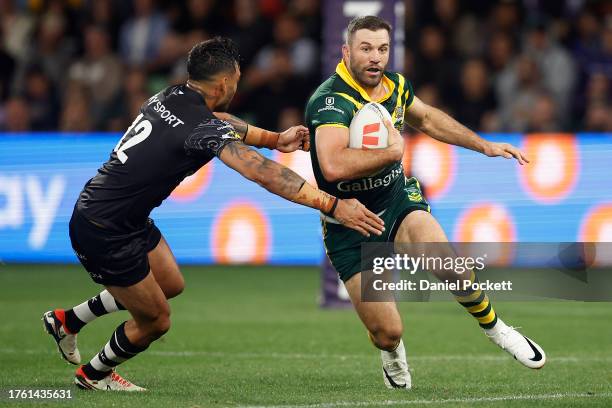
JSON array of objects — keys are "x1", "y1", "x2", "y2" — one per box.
[
  {"x1": 218, "y1": 141, "x2": 384, "y2": 237},
  {"x1": 214, "y1": 112, "x2": 310, "y2": 152},
  {"x1": 213, "y1": 112, "x2": 249, "y2": 138}
]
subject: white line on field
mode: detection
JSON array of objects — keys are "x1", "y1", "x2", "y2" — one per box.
[
  {"x1": 2, "y1": 348, "x2": 612, "y2": 364},
  {"x1": 238, "y1": 392, "x2": 612, "y2": 408}
]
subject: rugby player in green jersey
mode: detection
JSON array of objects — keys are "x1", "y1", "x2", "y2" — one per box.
[{"x1": 305, "y1": 16, "x2": 545, "y2": 389}]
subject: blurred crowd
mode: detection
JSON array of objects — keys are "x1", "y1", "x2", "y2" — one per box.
[
  {"x1": 406, "y1": 0, "x2": 612, "y2": 133},
  {"x1": 0, "y1": 0, "x2": 611, "y2": 134},
  {"x1": 0, "y1": 0, "x2": 321, "y2": 133}
]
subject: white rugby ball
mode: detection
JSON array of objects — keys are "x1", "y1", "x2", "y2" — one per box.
[{"x1": 349, "y1": 102, "x2": 393, "y2": 149}]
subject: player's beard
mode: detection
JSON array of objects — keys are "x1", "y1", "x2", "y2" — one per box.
[{"x1": 349, "y1": 55, "x2": 385, "y2": 89}]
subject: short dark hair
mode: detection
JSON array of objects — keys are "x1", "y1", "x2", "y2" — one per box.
[
  {"x1": 347, "y1": 16, "x2": 392, "y2": 43},
  {"x1": 187, "y1": 37, "x2": 240, "y2": 81}
]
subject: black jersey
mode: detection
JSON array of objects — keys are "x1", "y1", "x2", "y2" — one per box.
[{"x1": 76, "y1": 84, "x2": 241, "y2": 231}]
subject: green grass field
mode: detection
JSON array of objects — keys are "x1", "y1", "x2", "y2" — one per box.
[{"x1": 1, "y1": 264, "x2": 611, "y2": 407}]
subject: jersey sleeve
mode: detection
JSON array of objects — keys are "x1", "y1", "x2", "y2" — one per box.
[
  {"x1": 307, "y1": 94, "x2": 354, "y2": 129},
  {"x1": 184, "y1": 119, "x2": 242, "y2": 158},
  {"x1": 404, "y1": 79, "x2": 415, "y2": 111}
]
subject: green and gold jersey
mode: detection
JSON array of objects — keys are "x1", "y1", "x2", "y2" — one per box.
[{"x1": 305, "y1": 60, "x2": 415, "y2": 213}]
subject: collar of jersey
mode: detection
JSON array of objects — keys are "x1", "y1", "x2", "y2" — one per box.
[
  {"x1": 183, "y1": 83, "x2": 207, "y2": 105},
  {"x1": 335, "y1": 60, "x2": 395, "y2": 103}
]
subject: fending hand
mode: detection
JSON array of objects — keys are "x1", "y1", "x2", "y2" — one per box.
[
  {"x1": 277, "y1": 126, "x2": 311, "y2": 153},
  {"x1": 484, "y1": 142, "x2": 530, "y2": 165},
  {"x1": 333, "y1": 198, "x2": 385, "y2": 237},
  {"x1": 383, "y1": 119, "x2": 404, "y2": 160}
]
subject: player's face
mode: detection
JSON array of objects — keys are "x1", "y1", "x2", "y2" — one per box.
[
  {"x1": 216, "y1": 63, "x2": 241, "y2": 112},
  {"x1": 344, "y1": 29, "x2": 390, "y2": 88}
]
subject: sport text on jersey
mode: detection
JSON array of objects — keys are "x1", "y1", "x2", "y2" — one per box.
[{"x1": 146, "y1": 95, "x2": 186, "y2": 128}]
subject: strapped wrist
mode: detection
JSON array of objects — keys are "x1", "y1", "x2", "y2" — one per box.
[
  {"x1": 245, "y1": 125, "x2": 279, "y2": 149},
  {"x1": 296, "y1": 182, "x2": 336, "y2": 214},
  {"x1": 243, "y1": 123, "x2": 249, "y2": 142},
  {"x1": 323, "y1": 197, "x2": 339, "y2": 217}
]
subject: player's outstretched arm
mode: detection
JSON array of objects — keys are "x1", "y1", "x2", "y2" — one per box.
[
  {"x1": 214, "y1": 112, "x2": 310, "y2": 152},
  {"x1": 219, "y1": 141, "x2": 385, "y2": 237},
  {"x1": 404, "y1": 97, "x2": 530, "y2": 165},
  {"x1": 315, "y1": 120, "x2": 404, "y2": 182}
]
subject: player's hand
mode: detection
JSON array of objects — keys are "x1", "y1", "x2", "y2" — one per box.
[
  {"x1": 484, "y1": 142, "x2": 530, "y2": 165},
  {"x1": 277, "y1": 126, "x2": 311, "y2": 153},
  {"x1": 384, "y1": 119, "x2": 404, "y2": 161},
  {"x1": 333, "y1": 198, "x2": 385, "y2": 237}
]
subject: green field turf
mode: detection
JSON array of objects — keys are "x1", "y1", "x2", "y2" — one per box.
[{"x1": 0, "y1": 264, "x2": 611, "y2": 407}]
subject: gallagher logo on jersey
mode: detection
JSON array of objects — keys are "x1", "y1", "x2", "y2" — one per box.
[{"x1": 337, "y1": 166, "x2": 403, "y2": 192}]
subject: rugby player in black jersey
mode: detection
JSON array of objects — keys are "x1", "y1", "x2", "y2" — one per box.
[{"x1": 42, "y1": 37, "x2": 384, "y2": 391}]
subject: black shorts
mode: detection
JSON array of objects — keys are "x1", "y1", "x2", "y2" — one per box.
[{"x1": 69, "y1": 208, "x2": 162, "y2": 287}]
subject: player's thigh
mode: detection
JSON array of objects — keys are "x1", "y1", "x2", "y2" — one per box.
[
  {"x1": 394, "y1": 210, "x2": 449, "y2": 243},
  {"x1": 344, "y1": 272, "x2": 402, "y2": 336},
  {"x1": 394, "y1": 210, "x2": 463, "y2": 282},
  {"x1": 148, "y1": 234, "x2": 184, "y2": 298},
  {"x1": 105, "y1": 270, "x2": 170, "y2": 324}
]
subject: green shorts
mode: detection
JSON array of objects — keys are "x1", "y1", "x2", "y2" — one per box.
[{"x1": 322, "y1": 177, "x2": 430, "y2": 282}]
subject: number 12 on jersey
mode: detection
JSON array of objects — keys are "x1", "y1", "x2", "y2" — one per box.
[{"x1": 113, "y1": 113, "x2": 153, "y2": 164}]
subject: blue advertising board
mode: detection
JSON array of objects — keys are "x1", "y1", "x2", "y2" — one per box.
[{"x1": 0, "y1": 133, "x2": 611, "y2": 265}]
